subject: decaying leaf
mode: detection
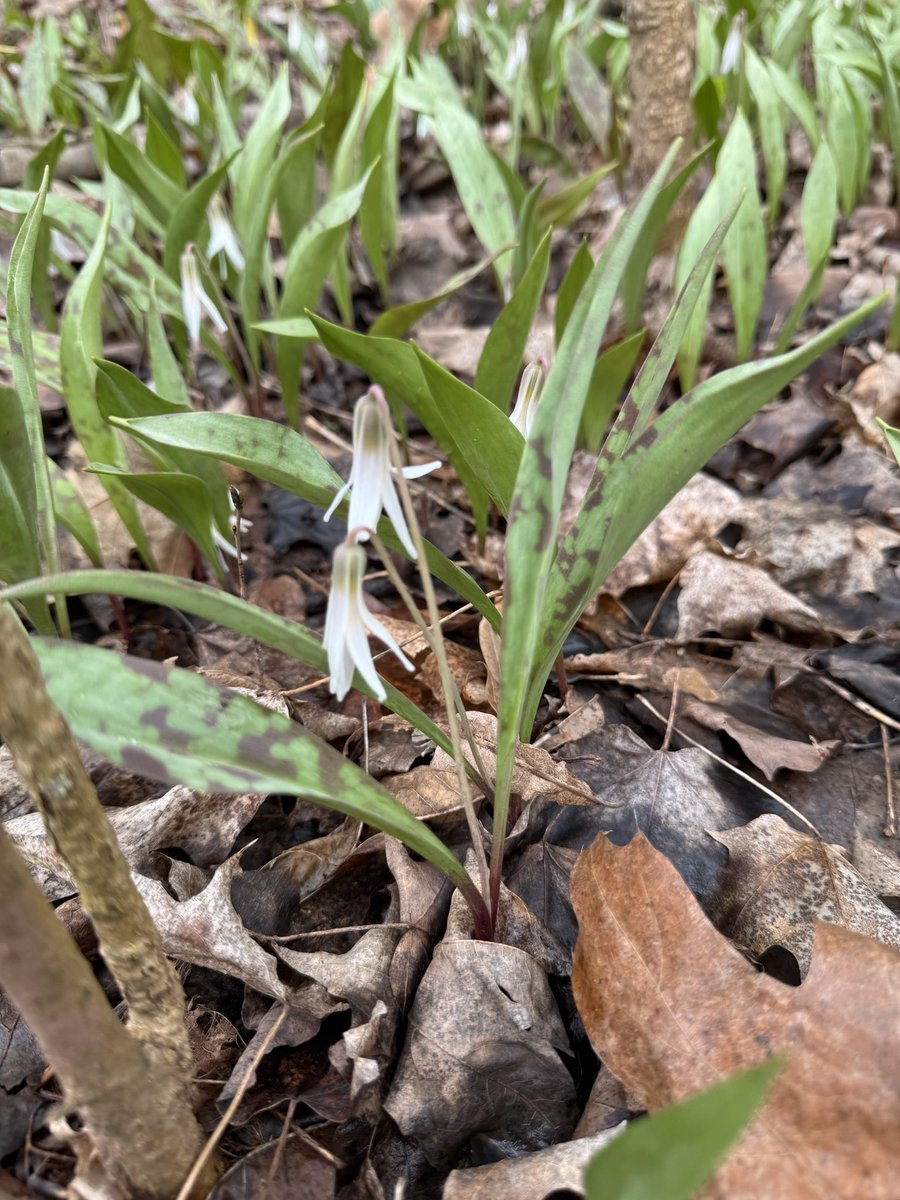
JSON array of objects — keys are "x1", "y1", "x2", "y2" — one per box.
[
  {"x1": 382, "y1": 764, "x2": 479, "y2": 822},
  {"x1": 208, "y1": 1133, "x2": 336, "y2": 1200},
  {"x1": 676, "y1": 552, "x2": 822, "y2": 640},
  {"x1": 711, "y1": 813, "x2": 900, "y2": 975},
  {"x1": 442, "y1": 1127, "x2": 624, "y2": 1200},
  {"x1": 571, "y1": 832, "x2": 900, "y2": 1199},
  {"x1": 602, "y1": 474, "x2": 740, "y2": 598},
  {"x1": 681, "y1": 699, "x2": 838, "y2": 780},
  {"x1": 431, "y1": 712, "x2": 595, "y2": 807},
  {"x1": 385, "y1": 937, "x2": 577, "y2": 1169}
]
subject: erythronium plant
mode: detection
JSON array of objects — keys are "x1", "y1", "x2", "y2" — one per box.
[{"x1": 2, "y1": 153, "x2": 887, "y2": 940}]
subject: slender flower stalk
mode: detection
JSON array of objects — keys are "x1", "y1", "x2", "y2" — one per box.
[
  {"x1": 211, "y1": 487, "x2": 251, "y2": 571},
  {"x1": 323, "y1": 387, "x2": 439, "y2": 559},
  {"x1": 206, "y1": 194, "x2": 245, "y2": 279},
  {"x1": 180, "y1": 245, "x2": 227, "y2": 348},
  {"x1": 509, "y1": 357, "x2": 547, "y2": 438},
  {"x1": 324, "y1": 537, "x2": 414, "y2": 702}
]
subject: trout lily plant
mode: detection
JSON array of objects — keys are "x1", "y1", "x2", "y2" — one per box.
[{"x1": 0, "y1": 147, "x2": 886, "y2": 939}]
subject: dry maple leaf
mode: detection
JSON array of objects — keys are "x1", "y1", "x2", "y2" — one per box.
[
  {"x1": 711, "y1": 813, "x2": 900, "y2": 976},
  {"x1": 571, "y1": 832, "x2": 900, "y2": 1200}
]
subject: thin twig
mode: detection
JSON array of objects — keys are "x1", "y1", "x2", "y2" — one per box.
[
  {"x1": 660, "y1": 655, "x2": 682, "y2": 753},
  {"x1": 882, "y1": 723, "x2": 896, "y2": 838},
  {"x1": 636, "y1": 694, "x2": 820, "y2": 836},
  {"x1": 818, "y1": 676, "x2": 900, "y2": 734},
  {"x1": 642, "y1": 566, "x2": 683, "y2": 637},
  {"x1": 174, "y1": 1008, "x2": 288, "y2": 1200}
]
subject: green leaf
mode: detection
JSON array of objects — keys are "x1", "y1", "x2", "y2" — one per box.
[
  {"x1": 580, "y1": 331, "x2": 645, "y2": 453},
  {"x1": 230, "y1": 64, "x2": 291, "y2": 244},
  {"x1": 276, "y1": 120, "x2": 323, "y2": 249},
  {"x1": 620, "y1": 144, "x2": 708, "y2": 334},
  {"x1": 310, "y1": 315, "x2": 505, "y2": 537},
  {"x1": 801, "y1": 139, "x2": 837, "y2": 269},
  {"x1": 745, "y1": 45, "x2": 787, "y2": 226},
  {"x1": 524, "y1": 292, "x2": 887, "y2": 728},
  {"x1": 89, "y1": 465, "x2": 224, "y2": 579},
  {"x1": 494, "y1": 144, "x2": 682, "y2": 870},
  {"x1": 30, "y1": 637, "x2": 477, "y2": 900},
  {"x1": 163, "y1": 157, "x2": 235, "y2": 280},
  {"x1": 415, "y1": 347, "x2": 523, "y2": 515},
  {"x1": 555, "y1": 239, "x2": 593, "y2": 346},
  {"x1": 145, "y1": 112, "x2": 186, "y2": 188},
  {"x1": 767, "y1": 60, "x2": 820, "y2": 151},
  {"x1": 583, "y1": 1060, "x2": 781, "y2": 1200},
  {"x1": 717, "y1": 113, "x2": 766, "y2": 362},
  {"x1": 253, "y1": 317, "x2": 319, "y2": 339},
  {"x1": 0, "y1": 391, "x2": 45, "y2": 600},
  {"x1": 535, "y1": 164, "x2": 615, "y2": 232},
  {"x1": 674, "y1": 177, "x2": 720, "y2": 393},
  {"x1": 4, "y1": 172, "x2": 59, "y2": 634},
  {"x1": 877, "y1": 418, "x2": 900, "y2": 467},
  {"x1": 277, "y1": 168, "x2": 375, "y2": 424},
  {"x1": 109, "y1": 411, "x2": 501, "y2": 630},
  {"x1": 565, "y1": 41, "x2": 612, "y2": 150},
  {"x1": 869, "y1": 35, "x2": 900, "y2": 208},
  {"x1": 146, "y1": 284, "x2": 191, "y2": 407},
  {"x1": 475, "y1": 230, "x2": 552, "y2": 412},
  {"x1": 370, "y1": 250, "x2": 506, "y2": 340},
  {"x1": 59, "y1": 205, "x2": 153, "y2": 568},
  {"x1": 19, "y1": 23, "x2": 53, "y2": 137},
  {"x1": 412, "y1": 55, "x2": 516, "y2": 291},
  {"x1": 100, "y1": 123, "x2": 183, "y2": 227},
  {"x1": 1, "y1": 569, "x2": 451, "y2": 756},
  {"x1": 47, "y1": 460, "x2": 101, "y2": 566}
]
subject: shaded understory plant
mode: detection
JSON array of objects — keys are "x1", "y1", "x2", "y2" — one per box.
[{"x1": 0, "y1": 142, "x2": 886, "y2": 932}]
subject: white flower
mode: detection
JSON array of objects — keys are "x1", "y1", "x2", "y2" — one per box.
[
  {"x1": 206, "y1": 193, "x2": 245, "y2": 278},
  {"x1": 180, "y1": 245, "x2": 227, "y2": 348},
  {"x1": 509, "y1": 358, "x2": 547, "y2": 438},
  {"x1": 720, "y1": 12, "x2": 745, "y2": 75},
  {"x1": 504, "y1": 28, "x2": 527, "y2": 84},
  {"x1": 287, "y1": 9, "x2": 302, "y2": 52},
  {"x1": 176, "y1": 79, "x2": 199, "y2": 125},
  {"x1": 323, "y1": 387, "x2": 440, "y2": 560},
  {"x1": 324, "y1": 540, "x2": 414, "y2": 701}
]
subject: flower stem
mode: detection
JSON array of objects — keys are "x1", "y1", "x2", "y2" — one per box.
[{"x1": 384, "y1": 444, "x2": 494, "y2": 936}]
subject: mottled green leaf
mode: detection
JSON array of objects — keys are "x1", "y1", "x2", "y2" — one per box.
[
  {"x1": 555, "y1": 239, "x2": 593, "y2": 346},
  {"x1": 1, "y1": 569, "x2": 450, "y2": 755},
  {"x1": 163, "y1": 157, "x2": 236, "y2": 280},
  {"x1": 370, "y1": 250, "x2": 506, "y2": 341},
  {"x1": 30, "y1": 637, "x2": 477, "y2": 900},
  {"x1": 100, "y1": 123, "x2": 183, "y2": 227},
  {"x1": 48, "y1": 460, "x2": 101, "y2": 566}
]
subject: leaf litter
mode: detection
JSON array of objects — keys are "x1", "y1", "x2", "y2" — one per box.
[{"x1": 3, "y1": 9, "x2": 900, "y2": 1198}]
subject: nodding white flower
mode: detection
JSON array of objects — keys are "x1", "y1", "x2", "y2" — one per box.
[
  {"x1": 287, "y1": 8, "x2": 302, "y2": 52},
  {"x1": 323, "y1": 387, "x2": 440, "y2": 560},
  {"x1": 180, "y1": 245, "x2": 227, "y2": 348},
  {"x1": 504, "y1": 28, "x2": 528, "y2": 83},
  {"x1": 720, "y1": 12, "x2": 745, "y2": 74},
  {"x1": 324, "y1": 539, "x2": 414, "y2": 701},
  {"x1": 211, "y1": 487, "x2": 251, "y2": 570},
  {"x1": 176, "y1": 78, "x2": 200, "y2": 125},
  {"x1": 509, "y1": 358, "x2": 547, "y2": 439},
  {"x1": 206, "y1": 193, "x2": 245, "y2": 278}
]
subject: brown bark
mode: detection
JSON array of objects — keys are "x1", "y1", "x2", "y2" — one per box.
[
  {"x1": 626, "y1": 0, "x2": 696, "y2": 241},
  {"x1": 0, "y1": 825, "x2": 207, "y2": 1199},
  {"x1": 0, "y1": 603, "x2": 216, "y2": 1197}
]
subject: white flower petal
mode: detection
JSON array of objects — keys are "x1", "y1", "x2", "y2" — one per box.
[
  {"x1": 399, "y1": 460, "x2": 441, "y2": 480},
  {"x1": 323, "y1": 478, "x2": 352, "y2": 522},
  {"x1": 345, "y1": 619, "x2": 386, "y2": 700},
  {"x1": 347, "y1": 449, "x2": 387, "y2": 537},
  {"x1": 365, "y1": 611, "x2": 415, "y2": 672},
  {"x1": 379, "y1": 467, "x2": 416, "y2": 559}
]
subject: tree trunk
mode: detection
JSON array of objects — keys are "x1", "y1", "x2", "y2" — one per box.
[{"x1": 626, "y1": 0, "x2": 696, "y2": 242}]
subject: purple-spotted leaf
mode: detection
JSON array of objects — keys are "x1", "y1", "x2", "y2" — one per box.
[{"x1": 30, "y1": 638, "x2": 478, "y2": 899}]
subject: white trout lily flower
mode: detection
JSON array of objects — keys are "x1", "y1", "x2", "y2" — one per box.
[
  {"x1": 175, "y1": 78, "x2": 200, "y2": 125},
  {"x1": 206, "y1": 194, "x2": 244, "y2": 278},
  {"x1": 180, "y1": 245, "x2": 227, "y2": 348},
  {"x1": 323, "y1": 386, "x2": 440, "y2": 560},
  {"x1": 720, "y1": 12, "x2": 745, "y2": 75},
  {"x1": 324, "y1": 540, "x2": 414, "y2": 701},
  {"x1": 509, "y1": 357, "x2": 547, "y2": 438}
]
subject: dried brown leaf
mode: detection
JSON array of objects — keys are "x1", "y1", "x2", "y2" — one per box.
[
  {"x1": 676, "y1": 552, "x2": 822, "y2": 640},
  {"x1": 384, "y1": 937, "x2": 577, "y2": 1169},
  {"x1": 681, "y1": 699, "x2": 839, "y2": 779},
  {"x1": 571, "y1": 832, "x2": 900, "y2": 1199},
  {"x1": 442, "y1": 1128, "x2": 624, "y2": 1199},
  {"x1": 209, "y1": 1133, "x2": 335, "y2": 1200},
  {"x1": 711, "y1": 814, "x2": 900, "y2": 975}
]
